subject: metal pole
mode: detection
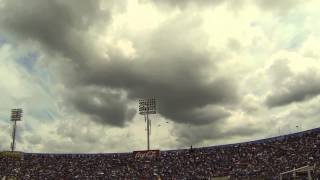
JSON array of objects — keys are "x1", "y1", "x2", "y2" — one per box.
[
  {"x1": 147, "y1": 112, "x2": 150, "y2": 150},
  {"x1": 11, "y1": 120, "x2": 17, "y2": 151},
  {"x1": 139, "y1": 99, "x2": 155, "y2": 151}
]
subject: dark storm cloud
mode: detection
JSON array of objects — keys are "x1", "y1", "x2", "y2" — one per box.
[
  {"x1": 266, "y1": 70, "x2": 320, "y2": 108},
  {"x1": 175, "y1": 123, "x2": 263, "y2": 146},
  {"x1": 0, "y1": 0, "x2": 135, "y2": 127},
  {"x1": 80, "y1": 57, "x2": 237, "y2": 125},
  {"x1": 0, "y1": 0, "x2": 110, "y2": 64},
  {"x1": 76, "y1": 16, "x2": 239, "y2": 125},
  {"x1": 0, "y1": 1, "x2": 239, "y2": 126},
  {"x1": 66, "y1": 87, "x2": 136, "y2": 127}
]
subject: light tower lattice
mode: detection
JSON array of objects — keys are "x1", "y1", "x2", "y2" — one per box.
[
  {"x1": 10, "y1": 108, "x2": 23, "y2": 152},
  {"x1": 139, "y1": 98, "x2": 156, "y2": 150}
]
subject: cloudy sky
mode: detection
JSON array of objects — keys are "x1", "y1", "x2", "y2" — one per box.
[{"x1": 0, "y1": 0, "x2": 320, "y2": 153}]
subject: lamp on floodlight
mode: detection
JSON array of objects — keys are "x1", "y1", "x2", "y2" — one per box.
[
  {"x1": 10, "y1": 108, "x2": 23, "y2": 152},
  {"x1": 139, "y1": 98, "x2": 156, "y2": 150}
]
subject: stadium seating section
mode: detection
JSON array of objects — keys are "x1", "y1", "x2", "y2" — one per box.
[{"x1": 1, "y1": 128, "x2": 320, "y2": 179}]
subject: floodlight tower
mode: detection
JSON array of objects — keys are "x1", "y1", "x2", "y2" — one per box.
[
  {"x1": 10, "y1": 108, "x2": 23, "y2": 152},
  {"x1": 139, "y1": 98, "x2": 156, "y2": 150}
]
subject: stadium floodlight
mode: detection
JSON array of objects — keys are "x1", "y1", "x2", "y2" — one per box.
[
  {"x1": 10, "y1": 108, "x2": 23, "y2": 152},
  {"x1": 139, "y1": 98, "x2": 156, "y2": 150},
  {"x1": 139, "y1": 98, "x2": 156, "y2": 115}
]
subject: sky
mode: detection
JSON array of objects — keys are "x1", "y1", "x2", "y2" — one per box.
[{"x1": 0, "y1": 0, "x2": 320, "y2": 153}]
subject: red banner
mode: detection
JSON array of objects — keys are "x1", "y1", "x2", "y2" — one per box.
[{"x1": 133, "y1": 150, "x2": 160, "y2": 159}]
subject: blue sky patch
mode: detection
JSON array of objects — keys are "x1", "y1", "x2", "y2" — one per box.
[
  {"x1": 16, "y1": 52, "x2": 39, "y2": 72},
  {"x1": 287, "y1": 32, "x2": 307, "y2": 50},
  {"x1": 0, "y1": 36, "x2": 7, "y2": 47}
]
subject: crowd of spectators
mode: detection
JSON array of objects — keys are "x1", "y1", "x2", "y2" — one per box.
[{"x1": 1, "y1": 128, "x2": 320, "y2": 179}]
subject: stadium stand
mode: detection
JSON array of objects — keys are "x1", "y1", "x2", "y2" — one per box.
[{"x1": 1, "y1": 127, "x2": 320, "y2": 179}]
